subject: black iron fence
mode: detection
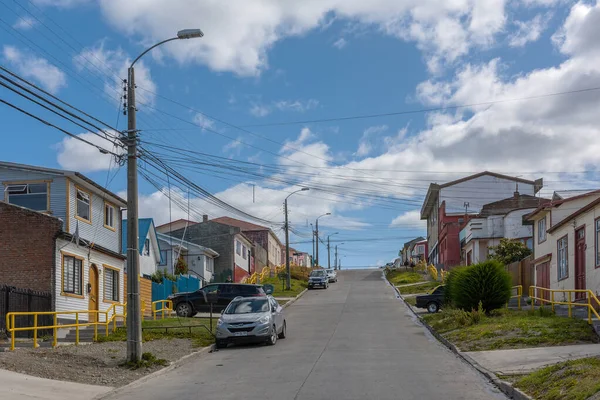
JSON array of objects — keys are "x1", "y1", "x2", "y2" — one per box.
[{"x1": 0, "y1": 285, "x2": 53, "y2": 338}]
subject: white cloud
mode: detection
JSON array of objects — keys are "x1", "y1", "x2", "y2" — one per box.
[
  {"x1": 223, "y1": 137, "x2": 245, "y2": 155},
  {"x1": 553, "y1": 2, "x2": 600, "y2": 58},
  {"x1": 390, "y1": 210, "x2": 426, "y2": 229},
  {"x1": 333, "y1": 37, "x2": 348, "y2": 49},
  {"x1": 250, "y1": 99, "x2": 319, "y2": 117},
  {"x1": 2, "y1": 46, "x2": 67, "y2": 94},
  {"x1": 81, "y1": 0, "x2": 513, "y2": 76},
  {"x1": 32, "y1": 0, "x2": 89, "y2": 6},
  {"x1": 355, "y1": 125, "x2": 388, "y2": 157},
  {"x1": 55, "y1": 132, "x2": 124, "y2": 172},
  {"x1": 193, "y1": 113, "x2": 215, "y2": 131},
  {"x1": 73, "y1": 42, "x2": 157, "y2": 106},
  {"x1": 509, "y1": 13, "x2": 552, "y2": 47},
  {"x1": 13, "y1": 16, "x2": 37, "y2": 30}
]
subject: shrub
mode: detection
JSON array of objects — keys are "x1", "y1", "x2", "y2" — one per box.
[
  {"x1": 444, "y1": 266, "x2": 467, "y2": 305},
  {"x1": 450, "y1": 260, "x2": 512, "y2": 313},
  {"x1": 151, "y1": 268, "x2": 177, "y2": 284},
  {"x1": 174, "y1": 255, "x2": 188, "y2": 275}
]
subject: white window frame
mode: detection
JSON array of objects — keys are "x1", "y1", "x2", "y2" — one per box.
[
  {"x1": 144, "y1": 238, "x2": 150, "y2": 256},
  {"x1": 557, "y1": 235, "x2": 568, "y2": 281},
  {"x1": 62, "y1": 254, "x2": 83, "y2": 296},
  {"x1": 103, "y1": 266, "x2": 120, "y2": 302},
  {"x1": 236, "y1": 240, "x2": 241, "y2": 256},
  {"x1": 4, "y1": 181, "x2": 50, "y2": 212},
  {"x1": 75, "y1": 187, "x2": 92, "y2": 223},
  {"x1": 538, "y1": 217, "x2": 547, "y2": 244},
  {"x1": 242, "y1": 245, "x2": 247, "y2": 260},
  {"x1": 104, "y1": 202, "x2": 116, "y2": 230}
]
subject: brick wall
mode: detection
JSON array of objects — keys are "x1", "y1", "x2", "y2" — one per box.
[{"x1": 0, "y1": 202, "x2": 62, "y2": 292}]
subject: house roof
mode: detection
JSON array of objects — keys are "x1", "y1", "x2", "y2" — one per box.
[
  {"x1": 420, "y1": 171, "x2": 541, "y2": 219},
  {"x1": 552, "y1": 189, "x2": 597, "y2": 201},
  {"x1": 121, "y1": 218, "x2": 163, "y2": 262},
  {"x1": 156, "y1": 232, "x2": 219, "y2": 257},
  {"x1": 479, "y1": 194, "x2": 551, "y2": 217},
  {"x1": 211, "y1": 216, "x2": 269, "y2": 231},
  {"x1": 525, "y1": 189, "x2": 600, "y2": 221},
  {"x1": 0, "y1": 161, "x2": 126, "y2": 206},
  {"x1": 155, "y1": 219, "x2": 198, "y2": 230},
  {"x1": 547, "y1": 196, "x2": 600, "y2": 234}
]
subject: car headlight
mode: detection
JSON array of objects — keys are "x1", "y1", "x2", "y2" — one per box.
[
  {"x1": 217, "y1": 319, "x2": 224, "y2": 327},
  {"x1": 258, "y1": 315, "x2": 270, "y2": 324}
]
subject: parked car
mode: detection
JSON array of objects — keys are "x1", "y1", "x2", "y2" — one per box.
[
  {"x1": 215, "y1": 296, "x2": 286, "y2": 348},
  {"x1": 308, "y1": 270, "x2": 329, "y2": 289},
  {"x1": 415, "y1": 285, "x2": 445, "y2": 313},
  {"x1": 169, "y1": 283, "x2": 266, "y2": 317},
  {"x1": 325, "y1": 269, "x2": 337, "y2": 283}
]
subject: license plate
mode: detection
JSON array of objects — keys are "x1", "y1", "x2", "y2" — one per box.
[{"x1": 234, "y1": 331, "x2": 248, "y2": 337}]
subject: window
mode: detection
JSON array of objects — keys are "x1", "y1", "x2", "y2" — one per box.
[
  {"x1": 5, "y1": 182, "x2": 49, "y2": 211},
  {"x1": 104, "y1": 266, "x2": 120, "y2": 302},
  {"x1": 207, "y1": 257, "x2": 214, "y2": 272},
  {"x1": 76, "y1": 187, "x2": 91, "y2": 222},
  {"x1": 242, "y1": 245, "x2": 247, "y2": 260},
  {"x1": 596, "y1": 219, "x2": 600, "y2": 267},
  {"x1": 62, "y1": 254, "x2": 83, "y2": 296},
  {"x1": 104, "y1": 202, "x2": 115, "y2": 230},
  {"x1": 159, "y1": 250, "x2": 168, "y2": 266},
  {"x1": 557, "y1": 235, "x2": 568, "y2": 280},
  {"x1": 144, "y1": 239, "x2": 150, "y2": 256},
  {"x1": 236, "y1": 240, "x2": 241, "y2": 256},
  {"x1": 538, "y1": 217, "x2": 546, "y2": 243}
]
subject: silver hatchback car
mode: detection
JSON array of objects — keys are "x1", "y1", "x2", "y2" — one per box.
[{"x1": 215, "y1": 296, "x2": 286, "y2": 348}]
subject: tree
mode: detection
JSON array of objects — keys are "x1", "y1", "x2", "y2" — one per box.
[
  {"x1": 488, "y1": 238, "x2": 532, "y2": 265},
  {"x1": 174, "y1": 255, "x2": 188, "y2": 275}
]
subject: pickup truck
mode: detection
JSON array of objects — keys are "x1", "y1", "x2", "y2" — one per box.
[{"x1": 414, "y1": 285, "x2": 445, "y2": 313}]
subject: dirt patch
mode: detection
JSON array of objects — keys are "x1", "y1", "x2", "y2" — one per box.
[{"x1": 0, "y1": 339, "x2": 203, "y2": 387}]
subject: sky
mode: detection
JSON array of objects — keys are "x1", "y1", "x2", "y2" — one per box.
[{"x1": 1, "y1": 0, "x2": 600, "y2": 268}]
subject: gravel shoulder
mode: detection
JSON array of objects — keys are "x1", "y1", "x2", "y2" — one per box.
[{"x1": 0, "y1": 339, "x2": 202, "y2": 387}]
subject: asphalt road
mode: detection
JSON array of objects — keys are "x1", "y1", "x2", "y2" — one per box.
[{"x1": 105, "y1": 269, "x2": 508, "y2": 400}]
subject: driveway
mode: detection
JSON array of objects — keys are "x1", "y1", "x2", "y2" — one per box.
[{"x1": 103, "y1": 269, "x2": 507, "y2": 400}]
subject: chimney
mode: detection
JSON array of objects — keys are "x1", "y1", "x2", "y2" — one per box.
[
  {"x1": 514, "y1": 191, "x2": 520, "y2": 199},
  {"x1": 202, "y1": 214, "x2": 208, "y2": 222}
]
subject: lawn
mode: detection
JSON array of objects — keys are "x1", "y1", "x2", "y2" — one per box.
[
  {"x1": 513, "y1": 357, "x2": 600, "y2": 400},
  {"x1": 403, "y1": 296, "x2": 417, "y2": 307},
  {"x1": 397, "y1": 281, "x2": 440, "y2": 295},
  {"x1": 386, "y1": 270, "x2": 426, "y2": 286},
  {"x1": 260, "y1": 276, "x2": 307, "y2": 298},
  {"x1": 97, "y1": 317, "x2": 217, "y2": 347},
  {"x1": 422, "y1": 308, "x2": 599, "y2": 351}
]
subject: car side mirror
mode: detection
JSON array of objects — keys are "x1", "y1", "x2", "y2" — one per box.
[{"x1": 271, "y1": 307, "x2": 276, "y2": 313}]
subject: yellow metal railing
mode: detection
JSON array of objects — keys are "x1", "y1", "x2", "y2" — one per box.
[
  {"x1": 152, "y1": 299, "x2": 173, "y2": 320},
  {"x1": 508, "y1": 285, "x2": 523, "y2": 310},
  {"x1": 5, "y1": 300, "x2": 146, "y2": 351},
  {"x1": 529, "y1": 286, "x2": 600, "y2": 324}
]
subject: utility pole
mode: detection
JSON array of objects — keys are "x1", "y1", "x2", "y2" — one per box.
[
  {"x1": 334, "y1": 245, "x2": 338, "y2": 270},
  {"x1": 311, "y1": 224, "x2": 315, "y2": 263},
  {"x1": 315, "y1": 213, "x2": 330, "y2": 267},
  {"x1": 327, "y1": 236, "x2": 331, "y2": 269},
  {"x1": 124, "y1": 28, "x2": 203, "y2": 363},
  {"x1": 284, "y1": 188, "x2": 309, "y2": 290}
]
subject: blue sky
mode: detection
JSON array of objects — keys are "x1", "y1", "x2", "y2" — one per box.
[{"x1": 2, "y1": 0, "x2": 600, "y2": 268}]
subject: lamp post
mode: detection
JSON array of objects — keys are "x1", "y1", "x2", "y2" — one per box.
[
  {"x1": 284, "y1": 188, "x2": 309, "y2": 290},
  {"x1": 125, "y1": 28, "x2": 203, "y2": 363},
  {"x1": 327, "y1": 232, "x2": 338, "y2": 269},
  {"x1": 315, "y1": 213, "x2": 330, "y2": 267},
  {"x1": 334, "y1": 243, "x2": 344, "y2": 270},
  {"x1": 310, "y1": 222, "x2": 315, "y2": 262}
]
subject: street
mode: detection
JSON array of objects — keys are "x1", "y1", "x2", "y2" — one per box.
[{"x1": 104, "y1": 269, "x2": 507, "y2": 400}]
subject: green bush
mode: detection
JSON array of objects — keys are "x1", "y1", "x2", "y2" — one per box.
[
  {"x1": 444, "y1": 266, "x2": 467, "y2": 305},
  {"x1": 450, "y1": 260, "x2": 512, "y2": 313}
]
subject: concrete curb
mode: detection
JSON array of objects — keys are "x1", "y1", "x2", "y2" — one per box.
[
  {"x1": 282, "y1": 288, "x2": 307, "y2": 309},
  {"x1": 93, "y1": 344, "x2": 215, "y2": 400},
  {"x1": 384, "y1": 273, "x2": 533, "y2": 400}
]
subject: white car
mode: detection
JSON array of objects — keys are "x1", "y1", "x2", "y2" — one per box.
[{"x1": 325, "y1": 269, "x2": 337, "y2": 283}]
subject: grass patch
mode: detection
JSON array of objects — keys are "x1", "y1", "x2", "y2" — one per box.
[
  {"x1": 514, "y1": 357, "x2": 600, "y2": 400},
  {"x1": 261, "y1": 276, "x2": 307, "y2": 298},
  {"x1": 97, "y1": 317, "x2": 217, "y2": 348},
  {"x1": 422, "y1": 308, "x2": 599, "y2": 351},
  {"x1": 403, "y1": 296, "x2": 417, "y2": 307},
  {"x1": 386, "y1": 270, "x2": 426, "y2": 286},
  {"x1": 120, "y1": 352, "x2": 168, "y2": 370},
  {"x1": 398, "y1": 281, "x2": 440, "y2": 295}
]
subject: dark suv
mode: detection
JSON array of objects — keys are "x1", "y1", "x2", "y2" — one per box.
[
  {"x1": 414, "y1": 285, "x2": 445, "y2": 313},
  {"x1": 169, "y1": 284, "x2": 266, "y2": 317}
]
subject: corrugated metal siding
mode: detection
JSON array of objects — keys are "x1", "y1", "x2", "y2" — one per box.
[
  {"x1": 55, "y1": 239, "x2": 125, "y2": 321},
  {"x1": 0, "y1": 170, "x2": 67, "y2": 230},
  {"x1": 67, "y1": 179, "x2": 120, "y2": 253}
]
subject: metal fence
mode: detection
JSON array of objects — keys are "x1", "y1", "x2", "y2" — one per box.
[{"x1": 0, "y1": 285, "x2": 52, "y2": 338}]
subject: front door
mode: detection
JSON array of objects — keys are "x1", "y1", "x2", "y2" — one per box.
[
  {"x1": 88, "y1": 265, "x2": 99, "y2": 322},
  {"x1": 575, "y1": 227, "x2": 586, "y2": 300},
  {"x1": 536, "y1": 262, "x2": 550, "y2": 302}
]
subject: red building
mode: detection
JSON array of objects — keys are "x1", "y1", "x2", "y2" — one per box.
[{"x1": 437, "y1": 202, "x2": 463, "y2": 269}]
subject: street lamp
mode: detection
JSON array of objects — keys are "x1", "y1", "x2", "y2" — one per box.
[
  {"x1": 315, "y1": 213, "x2": 331, "y2": 267},
  {"x1": 284, "y1": 187, "x2": 310, "y2": 290},
  {"x1": 334, "y1": 243, "x2": 344, "y2": 270},
  {"x1": 125, "y1": 28, "x2": 203, "y2": 363},
  {"x1": 327, "y1": 232, "x2": 338, "y2": 269}
]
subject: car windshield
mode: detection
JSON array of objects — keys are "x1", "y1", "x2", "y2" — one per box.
[
  {"x1": 310, "y1": 271, "x2": 326, "y2": 277},
  {"x1": 225, "y1": 298, "x2": 269, "y2": 314}
]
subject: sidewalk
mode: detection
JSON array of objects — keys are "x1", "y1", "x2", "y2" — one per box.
[
  {"x1": 463, "y1": 343, "x2": 600, "y2": 375},
  {"x1": 1, "y1": 368, "x2": 112, "y2": 400}
]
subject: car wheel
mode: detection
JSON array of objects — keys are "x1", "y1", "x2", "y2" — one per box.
[
  {"x1": 176, "y1": 302, "x2": 193, "y2": 317},
  {"x1": 427, "y1": 302, "x2": 440, "y2": 313},
  {"x1": 278, "y1": 321, "x2": 287, "y2": 339},
  {"x1": 215, "y1": 340, "x2": 227, "y2": 349},
  {"x1": 267, "y1": 325, "x2": 277, "y2": 346}
]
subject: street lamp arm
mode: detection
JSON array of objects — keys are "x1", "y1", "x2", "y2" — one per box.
[
  {"x1": 285, "y1": 187, "x2": 309, "y2": 201},
  {"x1": 130, "y1": 37, "x2": 179, "y2": 69}
]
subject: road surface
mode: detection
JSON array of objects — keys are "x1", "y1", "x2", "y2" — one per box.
[{"x1": 105, "y1": 269, "x2": 507, "y2": 400}]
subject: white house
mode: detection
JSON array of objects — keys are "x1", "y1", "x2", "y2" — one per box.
[
  {"x1": 527, "y1": 190, "x2": 600, "y2": 299},
  {"x1": 0, "y1": 161, "x2": 126, "y2": 321},
  {"x1": 121, "y1": 218, "x2": 162, "y2": 278},
  {"x1": 156, "y1": 232, "x2": 219, "y2": 284}
]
